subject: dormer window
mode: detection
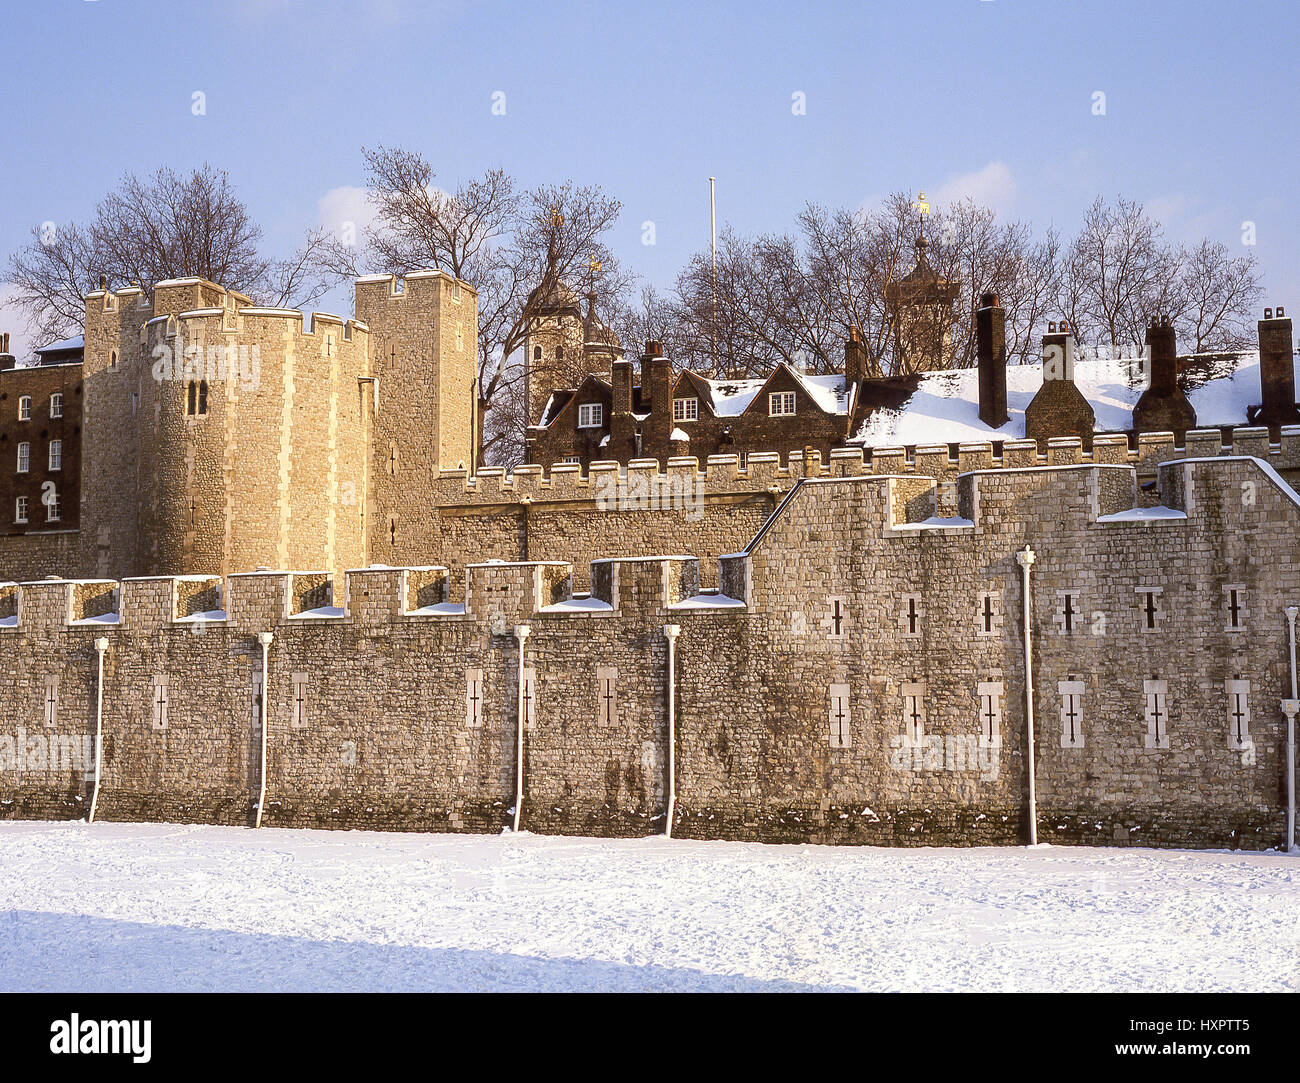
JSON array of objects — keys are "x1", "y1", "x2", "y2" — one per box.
[
  {"x1": 578, "y1": 403, "x2": 603, "y2": 428},
  {"x1": 769, "y1": 391, "x2": 796, "y2": 416},
  {"x1": 673, "y1": 397, "x2": 698, "y2": 422}
]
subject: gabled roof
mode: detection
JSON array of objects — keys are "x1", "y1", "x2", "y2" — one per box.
[
  {"x1": 538, "y1": 373, "x2": 612, "y2": 428},
  {"x1": 673, "y1": 364, "x2": 850, "y2": 418}
]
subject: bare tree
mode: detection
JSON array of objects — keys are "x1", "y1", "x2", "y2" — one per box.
[
  {"x1": 320, "y1": 146, "x2": 627, "y2": 466},
  {"x1": 1176, "y1": 238, "x2": 1262, "y2": 353},
  {"x1": 6, "y1": 164, "x2": 329, "y2": 350}
]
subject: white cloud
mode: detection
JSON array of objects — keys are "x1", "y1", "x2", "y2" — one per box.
[
  {"x1": 316, "y1": 185, "x2": 378, "y2": 242},
  {"x1": 933, "y1": 161, "x2": 1017, "y2": 214}
]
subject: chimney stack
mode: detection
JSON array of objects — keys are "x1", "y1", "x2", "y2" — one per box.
[
  {"x1": 1132, "y1": 316, "x2": 1196, "y2": 437},
  {"x1": 608, "y1": 357, "x2": 635, "y2": 458},
  {"x1": 1025, "y1": 318, "x2": 1095, "y2": 447},
  {"x1": 843, "y1": 325, "x2": 867, "y2": 385},
  {"x1": 1256, "y1": 306, "x2": 1299, "y2": 427},
  {"x1": 976, "y1": 291, "x2": 1008, "y2": 428},
  {"x1": 642, "y1": 340, "x2": 673, "y2": 456},
  {"x1": 0, "y1": 332, "x2": 13, "y2": 371}
]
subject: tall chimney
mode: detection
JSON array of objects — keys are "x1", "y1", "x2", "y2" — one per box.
[
  {"x1": 0, "y1": 332, "x2": 13, "y2": 371},
  {"x1": 1132, "y1": 316, "x2": 1196, "y2": 437},
  {"x1": 642, "y1": 340, "x2": 673, "y2": 457},
  {"x1": 843, "y1": 325, "x2": 867, "y2": 386},
  {"x1": 1256, "y1": 306, "x2": 1299, "y2": 426},
  {"x1": 976, "y1": 291, "x2": 1008, "y2": 428},
  {"x1": 608, "y1": 357, "x2": 635, "y2": 459}
]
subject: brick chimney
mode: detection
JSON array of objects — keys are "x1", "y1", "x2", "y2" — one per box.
[
  {"x1": 609, "y1": 357, "x2": 636, "y2": 459},
  {"x1": 0, "y1": 332, "x2": 14, "y2": 370},
  {"x1": 1025, "y1": 319, "x2": 1095, "y2": 448},
  {"x1": 642, "y1": 340, "x2": 673, "y2": 456},
  {"x1": 1255, "y1": 306, "x2": 1299, "y2": 426},
  {"x1": 976, "y1": 292, "x2": 1008, "y2": 428},
  {"x1": 1132, "y1": 316, "x2": 1196, "y2": 437},
  {"x1": 843, "y1": 325, "x2": 867, "y2": 385}
]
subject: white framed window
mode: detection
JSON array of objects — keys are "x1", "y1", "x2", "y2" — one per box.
[
  {"x1": 563, "y1": 455, "x2": 581, "y2": 465},
  {"x1": 17, "y1": 442, "x2": 30, "y2": 473},
  {"x1": 18, "y1": 395, "x2": 31, "y2": 421},
  {"x1": 49, "y1": 393, "x2": 63, "y2": 419},
  {"x1": 14, "y1": 496, "x2": 28, "y2": 524},
  {"x1": 673, "y1": 397, "x2": 698, "y2": 422},
  {"x1": 45, "y1": 492, "x2": 60, "y2": 522},
  {"x1": 768, "y1": 391, "x2": 796, "y2": 416},
  {"x1": 577, "y1": 403, "x2": 603, "y2": 428},
  {"x1": 49, "y1": 440, "x2": 62, "y2": 472}
]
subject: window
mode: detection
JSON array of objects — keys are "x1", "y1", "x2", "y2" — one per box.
[
  {"x1": 556, "y1": 345, "x2": 565, "y2": 362},
  {"x1": 46, "y1": 492, "x2": 60, "y2": 522},
  {"x1": 673, "y1": 397, "x2": 699, "y2": 422},
  {"x1": 49, "y1": 440, "x2": 62, "y2": 472},
  {"x1": 563, "y1": 455, "x2": 581, "y2": 465},
  {"x1": 109, "y1": 350, "x2": 118, "y2": 370},
  {"x1": 768, "y1": 391, "x2": 796, "y2": 416},
  {"x1": 1143, "y1": 679, "x2": 1170, "y2": 750},
  {"x1": 49, "y1": 393, "x2": 63, "y2": 419},
  {"x1": 17, "y1": 442, "x2": 30, "y2": 473},
  {"x1": 533, "y1": 345, "x2": 542, "y2": 361},
  {"x1": 43, "y1": 675, "x2": 59, "y2": 727},
  {"x1": 578, "y1": 403, "x2": 603, "y2": 428},
  {"x1": 152, "y1": 675, "x2": 169, "y2": 731},
  {"x1": 291, "y1": 673, "x2": 309, "y2": 728},
  {"x1": 186, "y1": 379, "x2": 209, "y2": 416},
  {"x1": 828, "y1": 684, "x2": 851, "y2": 749},
  {"x1": 14, "y1": 496, "x2": 28, "y2": 524},
  {"x1": 465, "y1": 668, "x2": 484, "y2": 728},
  {"x1": 18, "y1": 395, "x2": 31, "y2": 421},
  {"x1": 596, "y1": 667, "x2": 618, "y2": 726}
]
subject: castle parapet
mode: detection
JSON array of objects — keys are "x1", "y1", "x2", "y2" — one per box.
[{"x1": 465, "y1": 560, "x2": 573, "y2": 626}]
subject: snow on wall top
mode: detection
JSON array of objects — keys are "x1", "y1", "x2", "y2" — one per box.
[{"x1": 852, "y1": 351, "x2": 1291, "y2": 447}]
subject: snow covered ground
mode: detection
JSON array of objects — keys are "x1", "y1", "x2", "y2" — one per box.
[{"x1": 0, "y1": 821, "x2": 1295, "y2": 992}]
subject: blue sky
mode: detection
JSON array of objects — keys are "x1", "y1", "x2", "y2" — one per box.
[{"x1": 1, "y1": 0, "x2": 1295, "y2": 357}]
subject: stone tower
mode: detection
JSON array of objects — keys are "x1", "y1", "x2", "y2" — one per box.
[
  {"x1": 522, "y1": 277, "x2": 623, "y2": 425},
  {"x1": 887, "y1": 233, "x2": 959, "y2": 374},
  {"x1": 81, "y1": 277, "x2": 373, "y2": 580},
  {"x1": 354, "y1": 270, "x2": 478, "y2": 565}
]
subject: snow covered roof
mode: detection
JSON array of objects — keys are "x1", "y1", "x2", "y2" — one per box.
[
  {"x1": 36, "y1": 335, "x2": 84, "y2": 354},
  {"x1": 852, "y1": 351, "x2": 1288, "y2": 446},
  {"x1": 697, "y1": 366, "x2": 850, "y2": 418}
]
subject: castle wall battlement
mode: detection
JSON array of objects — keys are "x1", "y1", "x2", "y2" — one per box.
[{"x1": 2, "y1": 457, "x2": 1296, "y2": 848}]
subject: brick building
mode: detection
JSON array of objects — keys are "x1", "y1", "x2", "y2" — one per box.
[
  {"x1": 0, "y1": 334, "x2": 84, "y2": 539},
  {"x1": 527, "y1": 333, "x2": 920, "y2": 469}
]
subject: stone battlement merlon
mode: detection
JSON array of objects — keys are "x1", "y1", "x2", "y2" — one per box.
[
  {"x1": 0, "y1": 556, "x2": 716, "y2": 634},
  {"x1": 463, "y1": 426, "x2": 1300, "y2": 510}
]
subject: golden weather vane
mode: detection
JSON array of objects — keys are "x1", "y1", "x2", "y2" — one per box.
[{"x1": 913, "y1": 190, "x2": 930, "y2": 217}]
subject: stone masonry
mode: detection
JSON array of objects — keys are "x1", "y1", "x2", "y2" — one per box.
[{"x1": 2, "y1": 455, "x2": 1297, "y2": 851}]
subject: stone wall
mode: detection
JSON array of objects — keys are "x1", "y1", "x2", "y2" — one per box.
[{"x1": 1, "y1": 455, "x2": 1296, "y2": 851}]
